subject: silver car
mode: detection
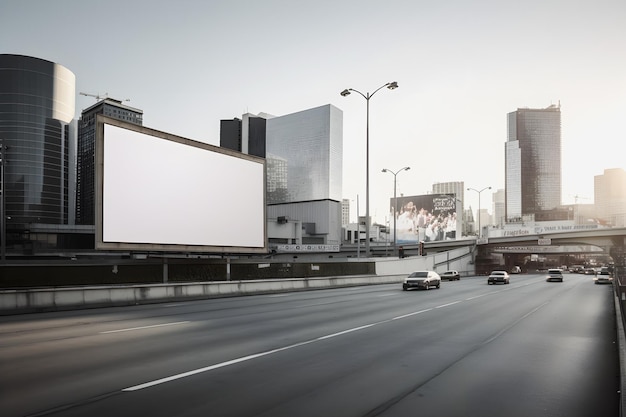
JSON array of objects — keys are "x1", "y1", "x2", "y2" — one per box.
[
  {"x1": 440, "y1": 270, "x2": 461, "y2": 281},
  {"x1": 403, "y1": 271, "x2": 442, "y2": 291}
]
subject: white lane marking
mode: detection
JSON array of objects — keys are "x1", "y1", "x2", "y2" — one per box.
[
  {"x1": 392, "y1": 308, "x2": 433, "y2": 320},
  {"x1": 122, "y1": 296, "x2": 473, "y2": 392},
  {"x1": 435, "y1": 301, "x2": 461, "y2": 308},
  {"x1": 123, "y1": 324, "x2": 377, "y2": 392},
  {"x1": 466, "y1": 291, "x2": 498, "y2": 300},
  {"x1": 100, "y1": 321, "x2": 190, "y2": 334}
]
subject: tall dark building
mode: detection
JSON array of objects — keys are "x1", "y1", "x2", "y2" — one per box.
[
  {"x1": 220, "y1": 113, "x2": 266, "y2": 158},
  {"x1": 76, "y1": 98, "x2": 142, "y2": 225},
  {"x1": 505, "y1": 104, "x2": 561, "y2": 222},
  {"x1": 0, "y1": 54, "x2": 77, "y2": 253}
]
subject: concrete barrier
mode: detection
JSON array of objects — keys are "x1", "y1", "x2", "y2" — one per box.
[{"x1": 0, "y1": 274, "x2": 407, "y2": 315}]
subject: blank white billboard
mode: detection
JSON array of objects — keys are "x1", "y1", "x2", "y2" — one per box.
[{"x1": 96, "y1": 116, "x2": 267, "y2": 253}]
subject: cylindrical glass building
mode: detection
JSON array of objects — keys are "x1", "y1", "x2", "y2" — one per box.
[{"x1": 0, "y1": 54, "x2": 76, "y2": 238}]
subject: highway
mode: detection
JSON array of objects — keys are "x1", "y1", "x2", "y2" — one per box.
[{"x1": 0, "y1": 273, "x2": 619, "y2": 417}]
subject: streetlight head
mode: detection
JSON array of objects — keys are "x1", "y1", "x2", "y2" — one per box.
[
  {"x1": 381, "y1": 168, "x2": 388, "y2": 173},
  {"x1": 340, "y1": 89, "x2": 351, "y2": 97},
  {"x1": 404, "y1": 166, "x2": 411, "y2": 171},
  {"x1": 387, "y1": 81, "x2": 399, "y2": 90}
]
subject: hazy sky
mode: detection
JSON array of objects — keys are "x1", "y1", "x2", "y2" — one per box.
[{"x1": 2, "y1": 0, "x2": 625, "y2": 224}]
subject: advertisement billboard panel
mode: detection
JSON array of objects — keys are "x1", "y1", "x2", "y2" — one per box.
[
  {"x1": 389, "y1": 193, "x2": 457, "y2": 243},
  {"x1": 95, "y1": 116, "x2": 267, "y2": 253}
]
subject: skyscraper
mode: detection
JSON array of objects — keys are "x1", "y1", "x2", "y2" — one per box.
[
  {"x1": 265, "y1": 104, "x2": 343, "y2": 245},
  {"x1": 0, "y1": 54, "x2": 77, "y2": 253},
  {"x1": 76, "y1": 98, "x2": 143, "y2": 225},
  {"x1": 505, "y1": 104, "x2": 561, "y2": 222},
  {"x1": 221, "y1": 104, "x2": 343, "y2": 245},
  {"x1": 220, "y1": 113, "x2": 267, "y2": 158},
  {"x1": 595, "y1": 168, "x2": 626, "y2": 227}
]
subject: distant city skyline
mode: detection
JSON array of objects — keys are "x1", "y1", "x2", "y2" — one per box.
[{"x1": 2, "y1": 0, "x2": 625, "y2": 225}]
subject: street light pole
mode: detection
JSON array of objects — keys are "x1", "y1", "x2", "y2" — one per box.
[
  {"x1": 382, "y1": 166, "x2": 410, "y2": 256},
  {"x1": 341, "y1": 81, "x2": 398, "y2": 257},
  {"x1": 467, "y1": 186, "x2": 491, "y2": 238}
]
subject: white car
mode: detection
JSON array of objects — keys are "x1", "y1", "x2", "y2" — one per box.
[
  {"x1": 487, "y1": 270, "x2": 510, "y2": 285},
  {"x1": 595, "y1": 271, "x2": 612, "y2": 284},
  {"x1": 546, "y1": 268, "x2": 564, "y2": 282}
]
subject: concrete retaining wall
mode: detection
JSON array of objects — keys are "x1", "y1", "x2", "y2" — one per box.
[
  {"x1": 0, "y1": 249, "x2": 475, "y2": 315},
  {"x1": 0, "y1": 274, "x2": 407, "y2": 315}
]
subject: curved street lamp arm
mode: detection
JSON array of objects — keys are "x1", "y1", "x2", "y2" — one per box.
[{"x1": 341, "y1": 82, "x2": 398, "y2": 101}]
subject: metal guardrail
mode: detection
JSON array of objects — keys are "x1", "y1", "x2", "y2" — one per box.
[{"x1": 613, "y1": 269, "x2": 626, "y2": 416}]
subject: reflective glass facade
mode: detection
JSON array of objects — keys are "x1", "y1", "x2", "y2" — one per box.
[
  {"x1": 266, "y1": 104, "x2": 343, "y2": 204},
  {"x1": 0, "y1": 55, "x2": 76, "y2": 230},
  {"x1": 505, "y1": 106, "x2": 561, "y2": 221}
]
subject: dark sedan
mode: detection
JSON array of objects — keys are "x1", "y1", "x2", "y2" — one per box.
[{"x1": 403, "y1": 271, "x2": 442, "y2": 290}]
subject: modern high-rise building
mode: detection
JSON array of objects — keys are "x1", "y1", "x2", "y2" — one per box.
[
  {"x1": 492, "y1": 189, "x2": 505, "y2": 227},
  {"x1": 220, "y1": 113, "x2": 267, "y2": 158},
  {"x1": 341, "y1": 199, "x2": 350, "y2": 226},
  {"x1": 266, "y1": 104, "x2": 343, "y2": 245},
  {"x1": 221, "y1": 104, "x2": 343, "y2": 246},
  {"x1": 505, "y1": 104, "x2": 561, "y2": 222},
  {"x1": 76, "y1": 98, "x2": 143, "y2": 225},
  {"x1": 0, "y1": 54, "x2": 77, "y2": 254},
  {"x1": 595, "y1": 168, "x2": 626, "y2": 227}
]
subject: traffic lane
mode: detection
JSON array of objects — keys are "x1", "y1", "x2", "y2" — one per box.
[
  {"x1": 1, "y1": 284, "x2": 461, "y2": 416},
  {"x1": 28, "y1": 274, "x2": 616, "y2": 416},
  {"x1": 380, "y1": 276, "x2": 620, "y2": 417},
  {"x1": 0, "y1": 277, "x2": 580, "y2": 416}
]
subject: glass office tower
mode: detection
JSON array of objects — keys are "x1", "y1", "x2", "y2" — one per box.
[
  {"x1": 0, "y1": 54, "x2": 76, "y2": 230},
  {"x1": 505, "y1": 105, "x2": 561, "y2": 222},
  {"x1": 266, "y1": 104, "x2": 343, "y2": 204}
]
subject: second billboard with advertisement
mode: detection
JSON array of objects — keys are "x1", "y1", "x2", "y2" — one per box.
[{"x1": 389, "y1": 194, "x2": 457, "y2": 243}]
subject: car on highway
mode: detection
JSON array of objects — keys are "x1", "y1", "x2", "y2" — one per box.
[
  {"x1": 595, "y1": 270, "x2": 612, "y2": 285},
  {"x1": 403, "y1": 271, "x2": 441, "y2": 291},
  {"x1": 510, "y1": 266, "x2": 522, "y2": 274},
  {"x1": 440, "y1": 270, "x2": 460, "y2": 281},
  {"x1": 546, "y1": 268, "x2": 564, "y2": 282},
  {"x1": 487, "y1": 270, "x2": 510, "y2": 285},
  {"x1": 583, "y1": 267, "x2": 597, "y2": 275}
]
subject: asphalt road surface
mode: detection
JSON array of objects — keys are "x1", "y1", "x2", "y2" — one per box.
[{"x1": 0, "y1": 273, "x2": 620, "y2": 417}]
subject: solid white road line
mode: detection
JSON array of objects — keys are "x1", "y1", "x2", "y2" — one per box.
[{"x1": 100, "y1": 321, "x2": 190, "y2": 334}]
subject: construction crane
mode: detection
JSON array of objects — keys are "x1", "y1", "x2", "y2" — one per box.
[
  {"x1": 79, "y1": 92, "x2": 130, "y2": 102},
  {"x1": 568, "y1": 194, "x2": 591, "y2": 204}
]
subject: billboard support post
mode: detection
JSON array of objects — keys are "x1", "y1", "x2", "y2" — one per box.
[{"x1": 163, "y1": 258, "x2": 168, "y2": 283}]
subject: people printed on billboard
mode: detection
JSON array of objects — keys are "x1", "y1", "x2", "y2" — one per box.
[{"x1": 390, "y1": 194, "x2": 457, "y2": 243}]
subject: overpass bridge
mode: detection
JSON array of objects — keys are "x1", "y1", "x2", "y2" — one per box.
[{"x1": 422, "y1": 227, "x2": 626, "y2": 260}]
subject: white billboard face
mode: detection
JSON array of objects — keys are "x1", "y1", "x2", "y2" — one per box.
[{"x1": 96, "y1": 118, "x2": 266, "y2": 253}]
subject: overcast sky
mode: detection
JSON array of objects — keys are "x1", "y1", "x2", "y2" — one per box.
[{"x1": 2, "y1": 0, "x2": 624, "y2": 224}]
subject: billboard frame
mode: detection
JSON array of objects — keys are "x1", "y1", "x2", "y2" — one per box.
[{"x1": 95, "y1": 115, "x2": 267, "y2": 254}]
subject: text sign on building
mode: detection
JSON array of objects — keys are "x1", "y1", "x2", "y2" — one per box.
[
  {"x1": 538, "y1": 238, "x2": 552, "y2": 246},
  {"x1": 276, "y1": 244, "x2": 340, "y2": 252}
]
